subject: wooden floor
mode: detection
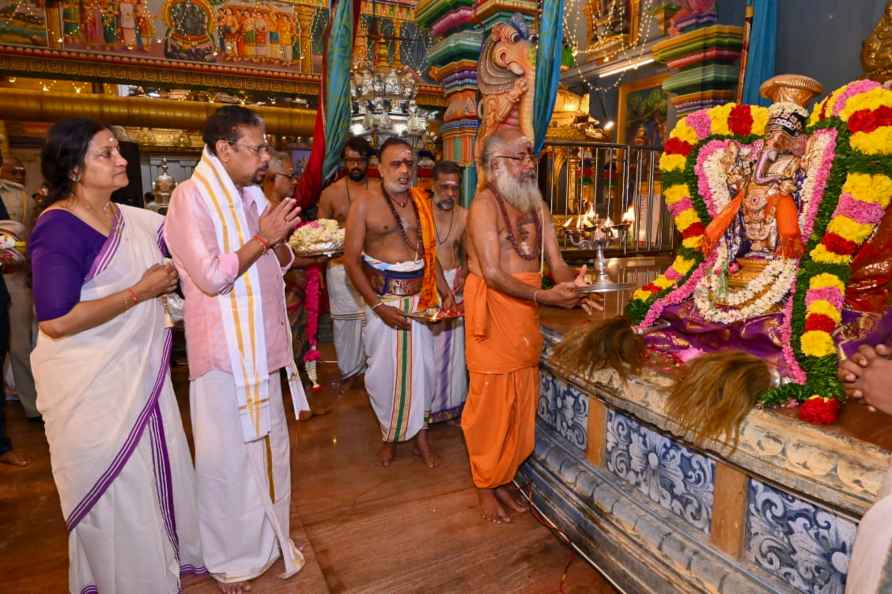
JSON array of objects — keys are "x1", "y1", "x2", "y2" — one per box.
[{"x1": 0, "y1": 346, "x2": 618, "y2": 594}]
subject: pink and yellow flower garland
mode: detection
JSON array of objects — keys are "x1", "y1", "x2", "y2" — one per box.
[
  {"x1": 628, "y1": 103, "x2": 769, "y2": 326},
  {"x1": 628, "y1": 82, "x2": 892, "y2": 422}
]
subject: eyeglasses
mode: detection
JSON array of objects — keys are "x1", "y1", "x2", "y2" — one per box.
[
  {"x1": 90, "y1": 145, "x2": 123, "y2": 160},
  {"x1": 493, "y1": 153, "x2": 538, "y2": 165},
  {"x1": 275, "y1": 172, "x2": 299, "y2": 180},
  {"x1": 229, "y1": 140, "x2": 272, "y2": 156}
]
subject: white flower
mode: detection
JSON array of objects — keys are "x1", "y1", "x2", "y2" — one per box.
[{"x1": 288, "y1": 218, "x2": 345, "y2": 251}]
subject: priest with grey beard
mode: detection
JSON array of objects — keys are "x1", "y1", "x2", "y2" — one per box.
[{"x1": 462, "y1": 129, "x2": 586, "y2": 524}]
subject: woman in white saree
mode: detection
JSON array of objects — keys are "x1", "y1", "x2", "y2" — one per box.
[{"x1": 30, "y1": 119, "x2": 203, "y2": 593}]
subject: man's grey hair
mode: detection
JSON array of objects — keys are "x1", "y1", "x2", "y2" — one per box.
[
  {"x1": 480, "y1": 130, "x2": 527, "y2": 169},
  {"x1": 267, "y1": 150, "x2": 291, "y2": 174}
]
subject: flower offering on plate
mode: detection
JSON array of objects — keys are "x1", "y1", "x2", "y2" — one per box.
[
  {"x1": 407, "y1": 307, "x2": 463, "y2": 323},
  {"x1": 288, "y1": 219, "x2": 345, "y2": 256}
]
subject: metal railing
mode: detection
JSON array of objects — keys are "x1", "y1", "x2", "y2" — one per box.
[{"x1": 540, "y1": 140, "x2": 676, "y2": 255}]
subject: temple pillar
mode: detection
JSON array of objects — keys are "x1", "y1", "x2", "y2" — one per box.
[
  {"x1": 296, "y1": 5, "x2": 317, "y2": 74},
  {"x1": 652, "y1": 22, "x2": 743, "y2": 116},
  {"x1": 416, "y1": 0, "x2": 482, "y2": 206},
  {"x1": 45, "y1": 0, "x2": 63, "y2": 49}
]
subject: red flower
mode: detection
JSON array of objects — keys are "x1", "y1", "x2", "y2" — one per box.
[
  {"x1": 664, "y1": 137, "x2": 693, "y2": 157},
  {"x1": 848, "y1": 105, "x2": 892, "y2": 134},
  {"x1": 728, "y1": 104, "x2": 753, "y2": 136},
  {"x1": 681, "y1": 222, "x2": 705, "y2": 238},
  {"x1": 642, "y1": 283, "x2": 661, "y2": 293},
  {"x1": 805, "y1": 313, "x2": 837, "y2": 333},
  {"x1": 797, "y1": 396, "x2": 840, "y2": 425},
  {"x1": 822, "y1": 232, "x2": 859, "y2": 255}
]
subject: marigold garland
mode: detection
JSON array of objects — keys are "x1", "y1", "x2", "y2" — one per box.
[{"x1": 627, "y1": 83, "x2": 892, "y2": 423}]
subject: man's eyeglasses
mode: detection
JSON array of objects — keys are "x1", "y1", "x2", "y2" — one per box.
[
  {"x1": 274, "y1": 172, "x2": 300, "y2": 180},
  {"x1": 493, "y1": 153, "x2": 538, "y2": 165},
  {"x1": 229, "y1": 140, "x2": 272, "y2": 156}
]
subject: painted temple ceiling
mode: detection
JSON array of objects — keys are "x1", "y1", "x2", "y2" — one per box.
[{"x1": 0, "y1": 0, "x2": 443, "y2": 105}]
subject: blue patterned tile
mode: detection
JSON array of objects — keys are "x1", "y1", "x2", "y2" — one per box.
[
  {"x1": 745, "y1": 479, "x2": 855, "y2": 594},
  {"x1": 605, "y1": 410, "x2": 714, "y2": 533},
  {"x1": 538, "y1": 370, "x2": 589, "y2": 452}
]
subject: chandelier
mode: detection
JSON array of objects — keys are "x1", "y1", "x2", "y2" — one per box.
[{"x1": 349, "y1": 10, "x2": 436, "y2": 150}]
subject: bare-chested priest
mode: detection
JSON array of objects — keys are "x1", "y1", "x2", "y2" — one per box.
[
  {"x1": 344, "y1": 137, "x2": 455, "y2": 467},
  {"x1": 317, "y1": 136, "x2": 378, "y2": 387},
  {"x1": 428, "y1": 160, "x2": 469, "y2": 422},
  {"x1": 463, "y1": 129, "x2": 583, "y2": 523}
]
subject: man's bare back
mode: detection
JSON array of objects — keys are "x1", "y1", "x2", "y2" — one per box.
[{"x1": 318, "y1": 176, "x2": 381, "y2": 225}]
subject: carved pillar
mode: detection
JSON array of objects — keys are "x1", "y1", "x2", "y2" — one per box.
[
  {"x1": 296, "y1": 5, "x2": 317, "y2": 74},
  {"x1": 45, "y1": 0, "x2": 63, "y2": 49}
]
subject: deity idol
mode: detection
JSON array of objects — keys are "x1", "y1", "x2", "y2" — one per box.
[{"x1": 555, "y1": 74, "x2": 892, "y2": 443}]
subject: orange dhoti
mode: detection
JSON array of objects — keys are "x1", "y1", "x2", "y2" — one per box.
[{"x1": 461, "y1": 271, "x2": 543, "y2": 489}]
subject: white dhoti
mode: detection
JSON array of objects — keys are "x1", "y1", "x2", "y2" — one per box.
[
  {"x1": 190, "y1": 369, "x2": 300, "y2": 584},
  {"x1": 361, "y1": 256, "x2": 435, "y2": 442},
  {"x1": 429, "y1": 268, "x2": 467, "y2": 422},
  {"x1": 364, "y1": 294, "x2": 434, "y2": 442},
  {"x1": 326, "y1": 261, "x2": 365, "y2": 380}
]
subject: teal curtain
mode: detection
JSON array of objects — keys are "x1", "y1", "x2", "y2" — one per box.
[
  {"x1": 532, "y1": 0, "x2": 565, "y2": 154},
  {"x1": 742, "y1": 0, "x2": 777, "y2": 106},
  {"x1": 321, "y1": 0, "x2": 359, "y2": 180}
]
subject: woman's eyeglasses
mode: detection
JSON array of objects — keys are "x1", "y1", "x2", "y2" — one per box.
[{"x1": 275, "y1": 172, "x2": 300, "y2": 180}]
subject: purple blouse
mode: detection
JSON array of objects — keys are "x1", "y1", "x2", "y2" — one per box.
[{"x1": 30, "y1": 210, "x2": 107, "y2": 322}]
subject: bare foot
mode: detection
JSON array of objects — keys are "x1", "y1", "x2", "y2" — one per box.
[
  {"x1": 378, "y1": 442, "x2": 396, "y2": 467},
  {"x1": 215, "y1": 579, "x2": 252, "y2": 593},
  {"x1": 0, "y1": 451, "x2": 29, "y2": 467},
  {"x1": 298, "y1": 409, "x2": 314, "y2": 421},
  {"x1": 496, "y1": 485, "x2": 529, "y2": 513},
  {"x1": 478, "y1": 488, "x2": 511, "y2": 524},
  {"x1": 414, "y1": 429, "x2": 438, "y2": 468}
]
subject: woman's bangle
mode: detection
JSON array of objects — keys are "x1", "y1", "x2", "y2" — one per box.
[
  {"x1": 370, "y1": 300, "x2": 384, "y2": 311},
  {"x1": 532, "y1": 290, "x2": 539, "y2": 304},
  {"x1": 254, "y1": 234, "x2": 271, "y2": 252}
]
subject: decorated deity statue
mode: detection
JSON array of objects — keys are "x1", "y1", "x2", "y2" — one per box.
[
  {"x1": 267, "y1": 9, "x2": 281, "y2": 62},
  {"x1": 100, "y1": 0, "x2": 118, "y2": 45},
  {"x1": 242, "y1": 10, "x2": 255, "y2": 59},
  {"x1": 220, "y1": 7, "x2": 238, "y2": 57},
  {"x1": 135, "y1": 2, "x2": 153, "y2": 51},
  {"x1": 279, "y1": 13, "x2": 293, "y2": 63},
  {"x1": 119, "y1": 0, "x2": 137, "y2": 49},
  {"x1": 81, "y1": 0, "x2": 101, "y2": 45},
  {"x1": 861, "y1": 2, "x2": 892, "y2": 83},
  {"x1": 475, "y1": 16, "x2": 535, "y2": 191},
  {"x1": 555, "y1": 75, "x2": 892, "y2": 443},
  {"x1": 254, "y1": 10, "x2": 268, "y2": 61}
]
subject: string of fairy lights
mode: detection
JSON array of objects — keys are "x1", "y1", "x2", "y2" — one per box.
[{"x1": 562, "y1": 0, "x2": 659, "y2": 95}]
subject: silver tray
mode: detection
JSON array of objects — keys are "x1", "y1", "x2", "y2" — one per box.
[
  {"x1": 575, "y1": 280, "x2": 636, "y2": 294},
  {"x1": 291, "y1": 247, "x2": 344, "y2": 258},
  {"x1": 406, "y1": 310, "x2": 463, "y2": 323}
]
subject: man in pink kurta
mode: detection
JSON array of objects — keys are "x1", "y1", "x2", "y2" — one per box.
[{"x1": 164, "y1": 106, "x2": 305, "y2": 593}]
